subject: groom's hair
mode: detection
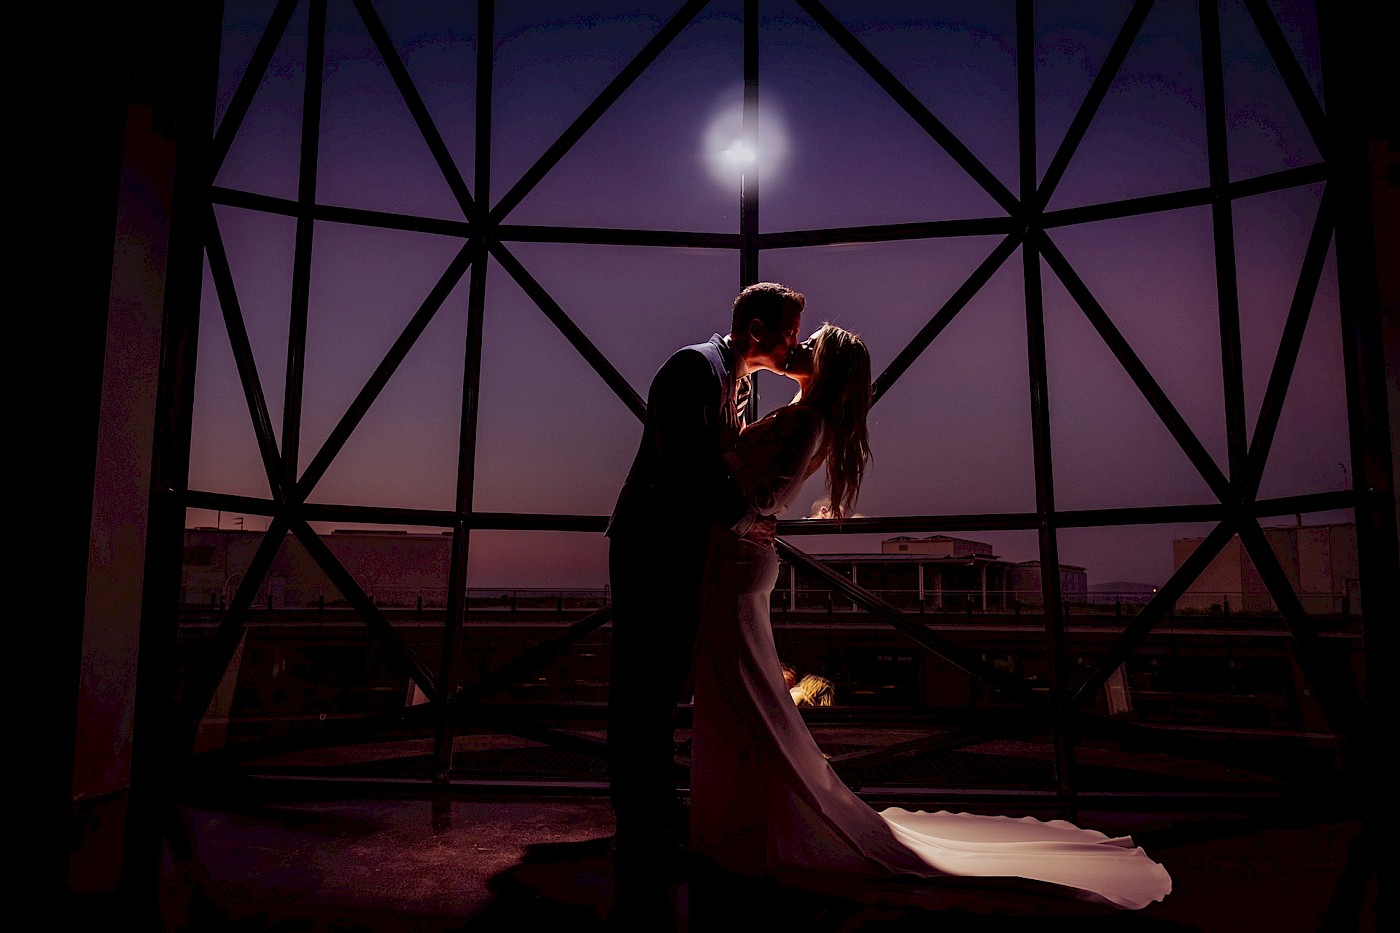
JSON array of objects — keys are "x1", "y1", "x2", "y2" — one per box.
[{"x1": 732, "y1": 282, "x2": 805, "y2": 333}]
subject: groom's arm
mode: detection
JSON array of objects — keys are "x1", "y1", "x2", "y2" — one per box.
[{"x1": 648, "y1": 349, "x2": 746, "y2": 526}]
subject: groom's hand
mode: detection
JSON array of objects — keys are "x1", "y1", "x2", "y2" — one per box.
[
  {"x1": 748, "y1": 515, "x2": 777, "y2": 548},
  {"x1": 719, "y1": 419, "x2": 740, "y2": 451}
]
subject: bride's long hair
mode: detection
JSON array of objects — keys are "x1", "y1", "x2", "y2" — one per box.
[{"x1": 799, "y1": 324, "x2": 872, "y2": 520}]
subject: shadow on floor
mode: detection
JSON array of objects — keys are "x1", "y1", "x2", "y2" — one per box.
[
  {"x1": 63, "y1": 794, "x2": 1382, "y2": 933},
  {"x1": 457, "y1": 834, "x2": 1206, "y2": 932}
]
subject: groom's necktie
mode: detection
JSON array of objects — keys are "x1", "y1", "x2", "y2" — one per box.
[{"x1": 734, "y1": 374, "x2": 752, "y2": 428}]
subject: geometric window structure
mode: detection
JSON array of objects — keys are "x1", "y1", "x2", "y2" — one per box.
[{"x1": 158, "y1": 0, "x2": 1389, "y2": 810}]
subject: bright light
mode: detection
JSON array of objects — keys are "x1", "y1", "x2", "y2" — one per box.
[
  {"x1": 722, "y1": 142, "x2": 757, "y2": 163},
  {"x1": 703, "y1": 93, "x2": 788, "y2": 190}
]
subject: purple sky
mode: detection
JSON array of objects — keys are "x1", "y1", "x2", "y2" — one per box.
[{"x1": 187, "y1": 0, "x2": 1349, "y2": 591}]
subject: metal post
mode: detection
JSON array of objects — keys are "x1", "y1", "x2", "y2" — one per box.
[
  {"x1": 117, "y1": 0, "x2": 224, "y2": 921},
  {"x1": 1317, "y1": 0, "x2": 1398, "y2": 865},
  {"x1": 740, "y1": 0, "x2": 759, "y2": 290}
]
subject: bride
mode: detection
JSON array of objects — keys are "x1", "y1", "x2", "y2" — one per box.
[{"x1": 688, "y1": 323, "x2": 1172, "y2": 912}]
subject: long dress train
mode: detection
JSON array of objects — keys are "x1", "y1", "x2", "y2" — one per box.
[{"x1": 689, "y1": 404, "x2": 1172, "y2": 912}]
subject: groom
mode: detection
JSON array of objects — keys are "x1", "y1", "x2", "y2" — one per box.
[{"x1": 606, "y1": 281, "x2": 804, "y2": 870}]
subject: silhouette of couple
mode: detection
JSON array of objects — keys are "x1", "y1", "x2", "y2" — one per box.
[{"x1": 604, "y1": 283, "x2": 1171, "y2": 914}]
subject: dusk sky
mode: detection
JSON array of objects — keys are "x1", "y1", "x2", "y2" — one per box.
[{"x1": 186, "y1": 0, "x2": 1348, "y2": 592}]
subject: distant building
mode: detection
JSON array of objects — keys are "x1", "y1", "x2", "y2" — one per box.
[
  {"x1": 1087, "y1": 582, "x2": 1160, "y2": 606},
  {"x1": 1172, "y1": 522, "x2": 1360, "y2": 615},
  {"x1": 881, "y1": 535, "x2": 994, "y2": 558},
  {"x1": 177, "y1": 529, "x2": 1354, "y2": 741},
  {"x1": 776, "y1": 535, "x2": 1087, "y2": 612},
  {"x1": 1007, "y1": 560, "x2": 1090, "y2": 607},
  {"x1": 182, "y1": 528, "x2": 1088, "y2": 612},
  {"x1": 182, "y1": 527, "x2": 454, "y2": 609}
]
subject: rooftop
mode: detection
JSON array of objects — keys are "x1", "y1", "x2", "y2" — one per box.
[{"x1": 65, "y1": 734, "x2": 1380, "y2": 932}]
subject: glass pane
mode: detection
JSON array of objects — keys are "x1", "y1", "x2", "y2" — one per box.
[
  {"x1": 190, "y1": 207, "x2": 299, "y2": 498},
  {"x1": 1057, "y1": 522, "x2": 1201, "y2": 612},
  {"x1": 1045, "y1": 206, "x2": 1229, "y2": 477},
  {"x1": 764, "y1": 239, "x2": 1037, "y2": 515},
  {"x1": 1045, "y1": 0, "x2": 1210, "y2": 210},
  {"x1": 216, "y1": 0, "x2": 309, "y2": 200},
  {"x1": 1036, "y1": 0, "x2": 1139, "y2": 185},
  {"x1": 465, "y1": 529, "x2": 610, "y2": 591},
  {"x1": 501, "y1": 2, "x2": 742, "y2": 231},
  {"x1": 822, "y1": 0, "x2": 1020, "y2": 196},
  {"x1": 1220, "y1": 0, "x2": 1323, "y2": 181},
  {"x1": 472, "y1": 244, "x2": 738, "y2": 516},
  {"x1": 757, "y1": 0, "x2": 1007, "y2": 233},
  {"x1": 301, "y1": 222, "x2": 470, "y2": 511},
  {"x1": 1235, "y1": 183, "x2": 1326, "y2": 440},
  {"x1": 1270, "y1": 0, "x2": 1326, "y2": 103},
  {"x1": 1254, "y1": 243, "x2": 1350, "y2": 501},
  {"x1": 315, "y1": 2, "x2": 471, "y2": 220},
  {"x1": 1043, "y1": 254, "x2": 1222, "y2": 510}
]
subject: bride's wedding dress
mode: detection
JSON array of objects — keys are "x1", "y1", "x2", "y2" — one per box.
[{"x1": 689, "y1": 404, "x2": 1172, "y2": 911}]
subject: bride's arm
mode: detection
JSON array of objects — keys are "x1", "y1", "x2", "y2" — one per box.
[{"x1": 724, "y1": 406, "x2": 824, "y2": 521}]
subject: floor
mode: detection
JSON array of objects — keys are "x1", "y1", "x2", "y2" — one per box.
[{"x1": 74, "y1": 788, "x2": 1378, "y2": 932}]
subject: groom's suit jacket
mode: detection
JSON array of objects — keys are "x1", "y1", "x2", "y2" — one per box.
[{"x1": 607, "y1": 334, "x2": 749, "y2": 556}]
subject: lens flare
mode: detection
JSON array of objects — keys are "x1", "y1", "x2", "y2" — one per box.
[{"x1": 703, "y1": 94, "x2": 788, "y2": 190}]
